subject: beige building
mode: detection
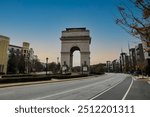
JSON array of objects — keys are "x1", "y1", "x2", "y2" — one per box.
[
  {"x1": 22, "y1": 42, "x2": 30, "y2": 57},
  {"x1": 8, "y1": 42, "x2": 37, "y2": 74},
  {"x1": 60, "y1": 28, "x2": 91, "y2": 74},
  {"x1": 0, "y1": 35, "x2": 10, "y2": 74}
]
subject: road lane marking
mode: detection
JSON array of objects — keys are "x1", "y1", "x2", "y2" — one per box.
[
  {"x1": 32, "y1": 76, "x2": 122, "y2": 100},
  {"x1": 90, "y1": 78, "x2": 125, "y2": 100},
  {"x1": 122, "y1": 77, "x2": 133, "y2": 100}
]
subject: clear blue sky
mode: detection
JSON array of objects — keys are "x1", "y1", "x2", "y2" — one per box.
[{"x1": 0, "y1": 0, "x2": 140, "y2": 65}]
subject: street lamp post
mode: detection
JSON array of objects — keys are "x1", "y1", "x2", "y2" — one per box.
[{"x1": 46, "y1": 57, "x2": 49, "y2": 75}]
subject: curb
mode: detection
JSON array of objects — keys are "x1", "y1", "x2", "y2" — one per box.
[{"x1": 0, "y1": 75, "x2": 98, "y2": 88}]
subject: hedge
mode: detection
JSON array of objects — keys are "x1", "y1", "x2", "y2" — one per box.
[
  {"x1": 53, "y1": 74, "x2": 88, "y2": 79},
  {"x1": 0, "y1": 74, "x2": 90, "y2": 84},
  {"x1": 0, "y1": 75, "x2": 52, "y2": 84},
  {"x1": 1, "y1": 74, "x2": 35, "y2": 78}
]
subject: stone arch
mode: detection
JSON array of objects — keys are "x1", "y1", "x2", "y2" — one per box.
[
  {"x1": 60, "y1": 28, "x2": 91, "y2": 74},
  {"x1": 70, "y1": 46, "x2": 80, "y2": 68}
]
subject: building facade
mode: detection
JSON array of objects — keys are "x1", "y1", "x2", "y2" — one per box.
[
  {"x1": 135, "y1": 43, "x2": 145, "y2": 73},
  {"x1": 120, "y1": 52, "x2": 129, "y2": 73},
  {"x1": 142, "y1": 41, "x2": 150, "y2": 65},
  {"x1": 0, "y1": 35, "x2": 10, "y2": 74},
  {"x1": 8, "y1": 42, "x2": 37, "y2": 74},
  {"x1": 8, "y1": 45, "x2": 22, "y2": 56},
  {"x1": 106, "y1": 61, "x2": 111, "y2": 72},
  {"x1": 129, "y1": 48, "x2": 137, "y2": 72},
  {"x1": 112, "y1": 59, "x2": 120, "y2": 73}
]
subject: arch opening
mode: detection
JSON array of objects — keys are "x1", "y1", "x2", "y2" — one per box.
[
  {"x1": 70, "y1": 46, "x2": 81, "y2": 74},
  {"x1": 70, "y1": 46, "x2": 80, "y2": 68},
  {"x1": 73, "y1": 50, "x2": 80, "y2": 67}
]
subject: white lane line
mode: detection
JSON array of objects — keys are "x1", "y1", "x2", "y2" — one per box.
[
  {"x1": 122, "y1": 77, "x2": 133, "y2": 100},
  {"x1": 90, "y1": 78, "x2": 125, "y2": 100},
  {"x1": 33, "y1": 77, "x2": 118, "y2": 100}
]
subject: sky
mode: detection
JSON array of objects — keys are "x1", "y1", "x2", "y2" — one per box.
[{"x1": 0, "y1": 0, "x2": 141, "y2": 66}]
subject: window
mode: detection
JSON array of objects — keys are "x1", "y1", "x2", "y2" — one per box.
[
  {"x1": 148, "y1": 51, "x2": 150, "y2": 57},
  {"x1": 84, "y1": 61, "x2": 87, "y2": 65},
  {"x1": 24, "y1": 50, "x2": 26, "y2": 53},
  {"x1": 147, "y1": 42, "x2": 150, "y2": 47},
  {"x1": 11, "y1": 48, "x2": 14, "y2": 51},
  {"x1": 0, "y1": 65, "x2": 2, "y2": 72},
  {"x1": 0, "y1": 65, "x2": 4, "y2": 72}
]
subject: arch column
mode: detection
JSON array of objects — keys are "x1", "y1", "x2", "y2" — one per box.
[
  {"x1": 61, "y1": 52, "x2": 70, "y2": 67},
  {"x1": 81, "y1": 52, "x2": 90, "y2": 74}
]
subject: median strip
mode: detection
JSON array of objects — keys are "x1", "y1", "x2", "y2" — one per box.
[{"x1": 0, "y1": 75, "x2": 99, "y2": 88}]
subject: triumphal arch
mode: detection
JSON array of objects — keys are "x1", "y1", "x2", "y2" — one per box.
[{"x1": 60, "y1": 28, "x2": 91, "y2": 74}]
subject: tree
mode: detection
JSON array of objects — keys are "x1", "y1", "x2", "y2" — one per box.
[
  {"x1": 34, "y1": 60, "x2": 44, "y2": 72},
  {"x1": 72, "y1": 66, "x2": 80, "y2": 73},
  {"x1": 47, "y1": 62, "x2": 61, "y2": 74},
  {"x1": 18, "y1": 55, "x2": 25, "y2": 73},
  {"x1": 116, "y1": 0, "x2": 150, "y2": 41},
  {"x1": 90, "y1": 63, "x2": 105, "y2": 74},
  {"x1": 7, "y1": 53, "x2": 18, "y2": 74},
  {"x1": 7, "y1": 48, "x2": 26, "y2": 74},
  {"x1": 48, "y1": 62, "x2": 57, "y2": 74}
]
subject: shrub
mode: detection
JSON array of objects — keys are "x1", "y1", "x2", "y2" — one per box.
[{"x1": 0, "y1": 75, "x2": 52, "y2": 84}]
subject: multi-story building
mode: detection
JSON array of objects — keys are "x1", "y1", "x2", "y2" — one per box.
[
  {"x1": 22, "y1": 42, "x2": 30, "y2": 73},
  {"x1": 135, "y1": 43, "x2": 145, "y2": 73},
  {"x1": 9, "y1": 42, "x2": 31, "y2": 56},
  {"x1": 8, "y1": 44, "x2": 22, "y2": 56},
  {"x1": 138, "y1": 25, "x2": 150, "y2": 75},
  {"x1": 22, "y1": 42, "x2": 30, "y2": 57},
  {"x1": 112, "y1": 59, "x2": 120, "y2": 73},
  {"x1": 106, "y1": 61, "x2": 112, "y2": 72},
  {"x1": 8, "y1": 41, "x2": 37, "y2": 74},
  {"x1": 120, "y1": 52, "x2": 129, "y2": 73},
  {"x1": 29, "y1": 48, "x2": 34, "y2": 61},
  {"x1": 129, "y1": 48, "x2": 137, "y2": 72},
  {"x1": 142, "y1": 41, "x2": 150, "y2": 66},
  {"x1": 0, "y1": 35, "x2": 10, "y2": 74}
]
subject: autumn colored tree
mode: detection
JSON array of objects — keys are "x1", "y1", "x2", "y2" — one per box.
[{"x1": 116, "y1": 0, "x2": 150, "y2": 41}]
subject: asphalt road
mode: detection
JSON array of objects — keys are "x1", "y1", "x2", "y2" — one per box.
[
  {"x1": 92, "y1": 76, "x2": 132, "y2": 100},
  {"x1": 0, "y1": 73, "x2": 127, "y2": 100},
  {"x1": 0, "y1": 73, "x2": 149, "y2": 100},
  {"x1": 125, "y1": 78, "x2": 150, "y2": 100}
]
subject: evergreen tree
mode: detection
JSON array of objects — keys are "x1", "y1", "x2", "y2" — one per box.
[{"x1": 18, "y1": 55, "x2": 25, "y2": 74}]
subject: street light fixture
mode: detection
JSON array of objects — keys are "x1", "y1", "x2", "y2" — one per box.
[{"x1": 46, "y1": 57, "x2": 49, "y2": 75}]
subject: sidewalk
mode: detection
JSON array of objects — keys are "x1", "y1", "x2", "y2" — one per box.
[{"x1": 133, "y1": 75, "x2": 150, "y2": 84}]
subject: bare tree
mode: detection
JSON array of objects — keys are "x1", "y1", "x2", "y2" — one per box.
[{"x1": 116, "y1": 0, "x2": 150, "y2": 42}]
